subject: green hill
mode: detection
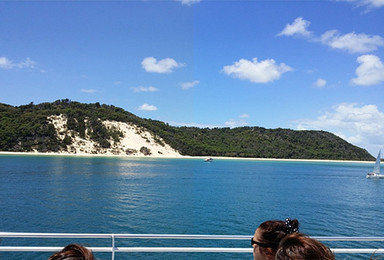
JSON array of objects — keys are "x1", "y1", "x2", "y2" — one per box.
[{"x1": 0, "y1": 99, "x2": 374, "y2": 161}]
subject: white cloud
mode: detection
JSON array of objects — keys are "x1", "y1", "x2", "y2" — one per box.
[
  {"x1": 222, "y1": 57, "x2": 292, "y2": 83},
  {"x1": 225, "y1": 114, "x2": 250, "y2": 128},
  {"x1": 295, "y1": 103, "x2": 384, "y2": 155},
  {"x1": 225, "y1": 119, "x2": 249, "y2": 128},
  {"x1": 0, "y1": 56, "x2": 36, "y2": 69},
  {"x1": 18, "y1": 58, "x2": 36, "y2": 69},
  {"x1": 80, "y1": 89, "x2": 97, "y2": 94},
  {"x1": 133, "y1": 86, "x2": 159, "y2": 92},
  {"x1": 320, "y1": 30, "x2": 384, "y2": 53},
  {"x1": 0, "y1": 57, "x2": 13, "y2": 69},
  {"x1": 351, "y1": 55, "x2": 384, "y2": 86},
  {"x1": 138, "y1": 103, "x2": 158, "y2": 111},
  {"x1": 141, "y1": 57, "x2": 184, "y2": 73},
  {"x1": 176, "y1": 0, "x2": 201, "y2": 6},
  {"x1": 277, "y1": 17, "x2": 312, "y2": 37},
  {"x1": 366, "y1": 0, "x2": 384, "y2": 8},
  {"x1": 339, "y1": 0, "x2": 384, "y2": 10},
  {"x1": 167, "y1": 121, "x2": 221, "y2": 128},
  {"x1": 278, "y1": 18, "x2": 384, "y2": 54},
  {"x1": 313, "y1": 78, "x2": 327, "y2": 88},
  {"x1": 180, "y1": 80, "x2": 200, "y2": 90}
]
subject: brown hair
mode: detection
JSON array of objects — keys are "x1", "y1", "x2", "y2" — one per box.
[
  {"x1": 257, "y1": 218, "x2": 299, "y2": 251},
  {"x1": 48, "y1": 244, "x2": 95, "y2": 260},
  {"x1": 275, "y1": 232, "x2": 335, "y2": 260}
]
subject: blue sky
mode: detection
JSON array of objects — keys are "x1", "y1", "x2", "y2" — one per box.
[{"x1": 1, "y1": 0, "x2": 384, "y2": 156}]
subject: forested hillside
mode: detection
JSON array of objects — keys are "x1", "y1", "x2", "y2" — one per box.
[{"x1": 0, "y1": 100, "x2": 374, "y2": 160}]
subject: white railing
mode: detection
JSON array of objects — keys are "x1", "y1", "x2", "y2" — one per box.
[{"x1": 1, "y1": 232, "x2": 384, "y2": 259}]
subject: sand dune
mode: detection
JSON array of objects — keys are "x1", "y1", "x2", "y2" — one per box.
[{"x1": 46, "y1": 114, "x2": 182, "y2": 157}]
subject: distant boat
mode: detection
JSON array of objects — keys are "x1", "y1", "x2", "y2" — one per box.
[
  {"x1": 366, "y1": 150, "x2": 384, "y2": 179},
  {"x1": 204, "y1": 157, "x2": 213, "y2": 162}
]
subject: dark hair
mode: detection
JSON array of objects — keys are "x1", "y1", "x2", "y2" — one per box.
[
  {"x1": 48, "y1": 244, "x2": 95, "y2": 260},
  {"x1": 257, "y1": 218, "x2": 299, "y2": 251},
  {"x1": 275, "y1": 232, "x2": 335, "y2": 260}
]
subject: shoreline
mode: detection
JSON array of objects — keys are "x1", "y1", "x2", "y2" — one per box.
[{"x1": 0, "y1": 151, "x2": 373, "y2": 164}]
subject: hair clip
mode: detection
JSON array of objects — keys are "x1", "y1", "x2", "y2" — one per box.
[{"x1": 285, "y1": 218, "x2": 298, "y2": 233}]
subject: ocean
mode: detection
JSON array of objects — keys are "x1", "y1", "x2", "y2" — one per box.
[{"x1": 0, "y1": 154, "x2": 383, "y2": 259}]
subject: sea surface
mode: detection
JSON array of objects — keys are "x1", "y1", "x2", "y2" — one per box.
[{"x1": 0, "y1": 154, "x2": 383, "y2": 259}]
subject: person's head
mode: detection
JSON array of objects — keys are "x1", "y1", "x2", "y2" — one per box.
[
  {"x1": 252, "y1": 218, "x2": 299, "y2": 260},
  {"x1": 48, "y1": 244, "x2": 95, "y2": 260},
  {"x1": 275, "y1": 232, "x2": 335, "y2": 260}
]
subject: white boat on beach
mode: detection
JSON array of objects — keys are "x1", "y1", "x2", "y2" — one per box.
[
  {"x1": 204, "y1": 157, "x2": 213, "y2": 162},
  {"x1": 366, "y1": 150, "x2": 383, "y2": 179}
]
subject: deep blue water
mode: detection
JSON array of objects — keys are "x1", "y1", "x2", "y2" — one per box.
[{"x1": 0, "y1": 154, "x2": 383, "y2": 259}]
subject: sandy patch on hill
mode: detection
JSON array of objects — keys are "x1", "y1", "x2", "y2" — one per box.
[{"x1": 47, "y1": 114, "x2": 182, "y2": 157}]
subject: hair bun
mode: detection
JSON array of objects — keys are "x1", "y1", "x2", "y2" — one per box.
[{"x1": 285, "y1": 218, "x2": 299, "y2": 234}]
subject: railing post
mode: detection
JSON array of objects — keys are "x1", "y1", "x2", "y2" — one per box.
[{"x1": 111, "y1": 234, "x2": 115, "y2": 260}]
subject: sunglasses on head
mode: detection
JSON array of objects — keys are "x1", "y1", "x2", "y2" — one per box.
[{"x1": 251, "y1": 238, "x2": 277, "y2": 249}]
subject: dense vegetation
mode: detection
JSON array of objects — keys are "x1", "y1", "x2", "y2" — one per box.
[{"x1": 0, "y1": 100, "x2": 374, "y2": 160}]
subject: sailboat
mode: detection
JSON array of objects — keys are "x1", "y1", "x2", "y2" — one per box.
[{"x1": 366, "y1": 150, "x2": 383, "y2": 179}]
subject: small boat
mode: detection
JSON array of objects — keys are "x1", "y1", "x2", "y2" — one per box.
[
  {"x1": 366, "y1": 150, "x2": 384, "y2": 179},
  {"x1": 204, "y1": 157, "x2": 213, "y2": 162}
]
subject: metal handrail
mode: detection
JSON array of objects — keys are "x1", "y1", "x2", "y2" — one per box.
[
  {"x1": 1, "y1": 232, "x2": 384, "y2": 259},
  {"x1": 3, "y1": 232, "x2": 384, "y2": 240}
]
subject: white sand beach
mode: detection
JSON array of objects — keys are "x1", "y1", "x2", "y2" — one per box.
[{"x1": 0, "y1": 151, "x2": 372, "y2": 164}]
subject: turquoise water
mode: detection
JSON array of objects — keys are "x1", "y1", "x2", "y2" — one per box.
[{"x1": 0, "y1": 155, "x2": 383, "y2": 259}]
